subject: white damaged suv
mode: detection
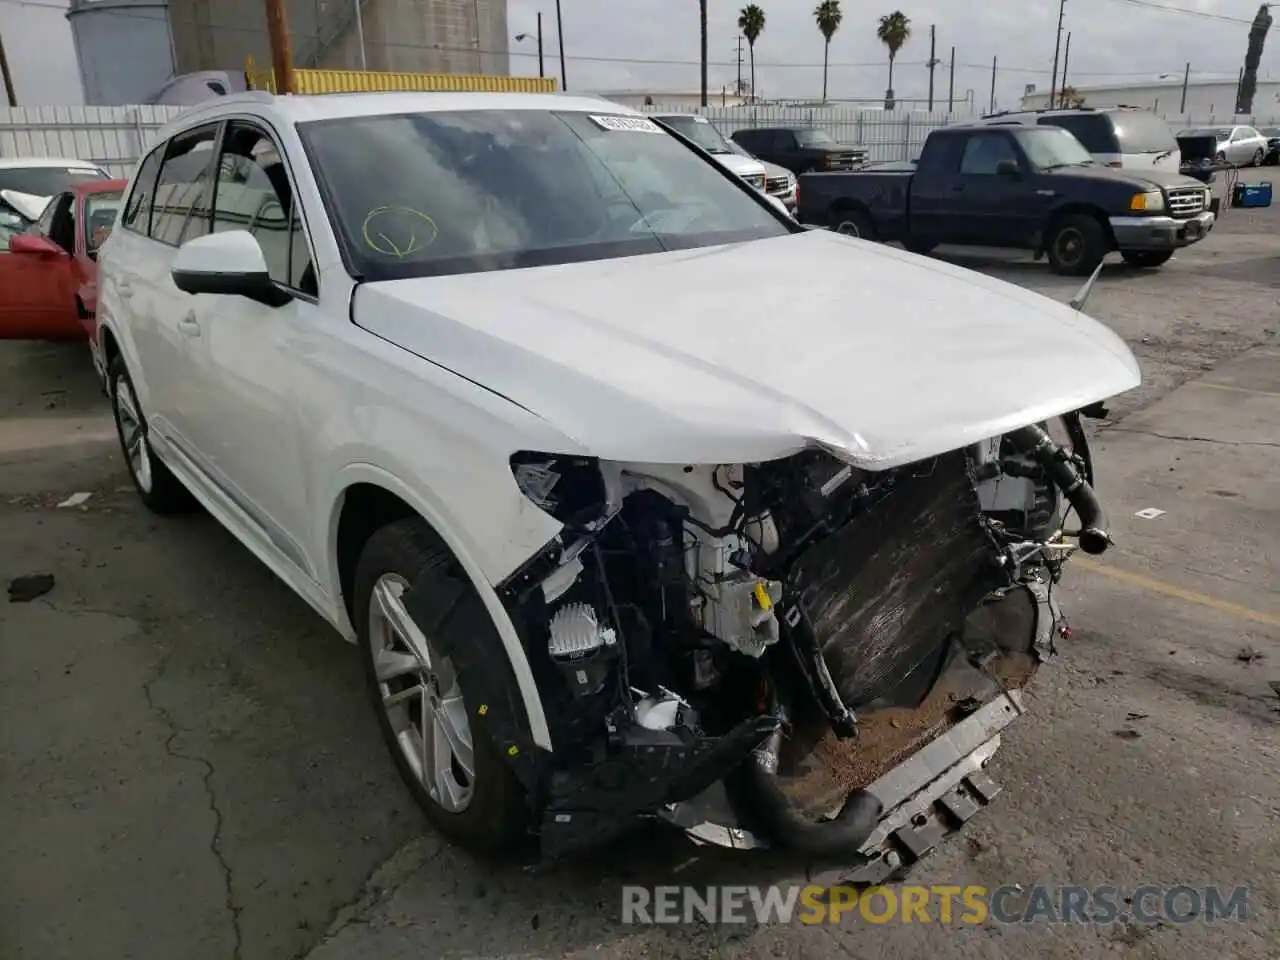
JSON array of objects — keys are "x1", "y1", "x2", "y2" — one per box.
[{"x1": 97, "y1": 91, "x2": 1139, "y2": 874}]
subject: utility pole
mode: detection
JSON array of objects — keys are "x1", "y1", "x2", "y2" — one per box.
[
  {"x1": 537, "y1": 13, "x2": 544, "y2": 78},
  {"x1": 264, "y1": 0, "x2": 294, "y2": 93},
  {"x1": 555, "y1": 0, "x2": 567, "y2": 91},
  {"x1": 1061, "y1": 31, "x2": 1071, "y2": 102},
  {"x1": 926, "y1": 25, "x2": 938, "y2": 111},
  {"x1": 948, "y1": 45, "x2": 955, "y2": 113},
  {"x1": 735, "y1": 33, "x2": 744, "y2": 96},
  {"x1": 0, "y1": 31, "x2": 16, "y2": 107},
  {"x1": 1048, "y1": 0, "x2": 1067, "y2": 109},
  {"x1": 1180, "y1": 61, "x2": 1190, "y2": 113},
  {"x1": 989, "y1": 56, "x2": 997, "y2": 114}
]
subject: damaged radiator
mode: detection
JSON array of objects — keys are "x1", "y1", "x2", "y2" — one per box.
[{"x1": 788, "y1": 452, "x2": 1007, "y2": 710}]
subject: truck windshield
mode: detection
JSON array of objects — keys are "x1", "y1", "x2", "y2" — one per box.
[
  {"x1": 656, "y1": 116, "x2": 733, "y2": 154},
  {"x1": 795, "y1": 128, "x2": 836, "y2": 146},
  {"x1": 1016, "y1": 128, "x2": 1095, "y2": 169},
  {"x1": 300, "y1": 109, "x2": 788, "y2": 281}
]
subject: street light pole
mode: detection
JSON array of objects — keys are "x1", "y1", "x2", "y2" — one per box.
[
  {"x1": 555, "y1": 0, "x2": 567, "y2": 91},
  {"x1": 536, "y1": 12, "x2": 544, "y2": 78},
  {"x1": 353, "y1": 0, "x2": 367, "y2": 69},
  {"x1": 1048, "y1": 0, "x2": 1066, "y2": 109}
]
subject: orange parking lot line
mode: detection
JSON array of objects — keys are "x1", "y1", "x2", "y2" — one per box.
[{"x1": 1071, "y1": 556, "x2": 1280, "y2": 628}]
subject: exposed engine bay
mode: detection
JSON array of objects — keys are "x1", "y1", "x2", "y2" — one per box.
[{"x1": 406, "y1": 409, "x2": 1112, "y2": 873}]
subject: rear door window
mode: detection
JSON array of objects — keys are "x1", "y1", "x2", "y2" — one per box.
[
  {"x1": 150, "y1": 122, "x2": 220, "y2": 246},
  {"x1": 1109, "y1": 112, "x2": 1177, "y2": 154},
  {"x1": 1037, "y1": 114, "x2": 1119, "y2": 153}
]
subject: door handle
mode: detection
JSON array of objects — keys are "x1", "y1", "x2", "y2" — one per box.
[{"x1": 178, "y1": 311, "x2": 201, "y2": 337}]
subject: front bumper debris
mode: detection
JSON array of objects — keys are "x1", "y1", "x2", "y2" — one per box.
[{"x1": 1109, "y1": 210, "x2": 1215, "y2": 250}]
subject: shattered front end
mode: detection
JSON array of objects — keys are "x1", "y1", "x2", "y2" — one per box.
[{"x1": 413, "y1": 411, "x2": 1111, "y2": 874}]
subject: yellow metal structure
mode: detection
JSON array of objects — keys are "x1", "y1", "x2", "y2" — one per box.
[{"x1": 244, "y1": 58, "x2": 557, "y2": 95}]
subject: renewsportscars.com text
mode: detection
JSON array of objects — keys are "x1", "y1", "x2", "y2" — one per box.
[{"x1": 621, "y1": 884, "x2": 1250, "y2": 926}]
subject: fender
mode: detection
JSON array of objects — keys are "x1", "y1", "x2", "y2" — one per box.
[{"x1": 324, "y1": 462, "x2": 554, "y2": 751}]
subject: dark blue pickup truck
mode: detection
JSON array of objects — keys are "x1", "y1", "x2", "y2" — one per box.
[{"x1": 796, "y1": 124, "x2": 1216, "y2": 275}]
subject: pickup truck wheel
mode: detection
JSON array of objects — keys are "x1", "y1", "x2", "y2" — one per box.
[
  {"x1": 1121, "y1": 249, "x2": 1173, "y2": 268},
  {"x1": 832, "y1": 207, "x2": 878, "y2": 241},
  {"x1": 354, "y1": 519, "x2": 527, "y2": 854},
  {"x1": 1046, "y1": 215, "x2": 1106, "y2": 276}
]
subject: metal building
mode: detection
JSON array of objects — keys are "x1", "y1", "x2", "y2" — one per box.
[
  {"x1": 66, "y1": 0, "x2": 177, "y2": 106},
  {"x1": 166, "y1": 0, "x2": 510, "y2": 79}
]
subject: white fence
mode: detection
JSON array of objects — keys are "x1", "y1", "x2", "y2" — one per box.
[
  {"x1": 1, "y1": 103, "x2": 1279, "y2": 177},
  {"x1": 0, "y1": 106, "x2": 185, "y2": 177}
]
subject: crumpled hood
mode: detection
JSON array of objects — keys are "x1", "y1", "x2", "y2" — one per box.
[
  {"x1": 355, "y1": 230, "x2": 1140, "y2": 469},
  {"x1": 0, "y1": 189, "x2": 50, "y2": 222}
]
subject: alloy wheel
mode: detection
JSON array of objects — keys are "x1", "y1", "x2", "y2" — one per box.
[
  {"x1": 369, "y1": 573, "x2": 475, "y2": 813},
  {"x1": 114, "y1": 375, "x2": 152, "y2": 494}
]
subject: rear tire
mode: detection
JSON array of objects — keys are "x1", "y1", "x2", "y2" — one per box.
[
  {"x1": 353, "y1": 519, "x2": 527, "y2": 854},
  {"x1": 108, "y1": 355, "x2": 194, "y2": 514},
  {"x1": 1046, "y1": 214, "x2": 1106, "y2": 276},
  {"x1": 1252, "y1": 148, "x2": 1264, "y2": 167},
  {"x1": 1121, "y1": 249, "x2": 1173, "y2": 268},
  {"x1": 902, "y1": 235, "x2": 936, "y2": 255},
  {"x1": 831, "y1": 206, "x2": 879, "y2": 241}
]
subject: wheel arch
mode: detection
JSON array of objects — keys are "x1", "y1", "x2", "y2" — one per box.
[
  {"x1": 326, "y1": 465, "x2": 554, "y2": 751},
  {"x1": 1041, "y1": 203, "x2": 1116, "y2": 253}
]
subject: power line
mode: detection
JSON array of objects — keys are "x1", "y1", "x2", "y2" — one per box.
[{"x1": 0, "y1": 0, "x2": 1269, "y2": 77}]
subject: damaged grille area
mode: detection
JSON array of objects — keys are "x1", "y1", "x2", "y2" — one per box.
[{"x1": 788, "y1": 452, "x2": 1008, "y2": 710}]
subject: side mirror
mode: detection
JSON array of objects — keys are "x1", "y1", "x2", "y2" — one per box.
[
  {"x1": 995, "y1": 159, "x2": 1020, "y2": 176},
  {"x1": 765, "y1": 194, "x2": 792, "y2": 218},
  {"x1": 9, "y1": 233, "x2": 63, "y2": 256},
  {"x1": 171, "y1": 230, "x2": 291, "y2": 308}
]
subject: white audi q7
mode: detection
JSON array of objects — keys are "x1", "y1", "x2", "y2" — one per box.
[{"x1": 95, "y1": 90, "x2": 1139, "y2": 876}]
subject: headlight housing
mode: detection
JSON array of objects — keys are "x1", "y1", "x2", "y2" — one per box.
[
  {"x1": 510, "y1": 452, "x2": 610, "y2": 529},
  {"x1": 1129, "y1": 190, "x2": 1165, "y2": 212}
]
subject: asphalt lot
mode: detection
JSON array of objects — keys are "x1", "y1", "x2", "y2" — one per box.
[{"x1": 2, "y1": 195, "x2": 1278, "y2": 960}]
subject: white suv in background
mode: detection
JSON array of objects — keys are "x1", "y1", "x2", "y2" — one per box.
[
  {"x1": 975, "y1": 106, "x2": 1181, "y2": 174},
  {"x1": 650, "y1": 113, "x2": 769, "y2": 193}
]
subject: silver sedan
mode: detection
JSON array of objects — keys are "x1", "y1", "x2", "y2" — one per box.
[{"x1": 1182, "y1": 125, "x2": 1269, "y2": 166}]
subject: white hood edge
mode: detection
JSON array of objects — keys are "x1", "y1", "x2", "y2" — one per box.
[
  {"x1": 356, "y1": 231, "x2": 1141, "y2": 470},
  {"x1": 0, "y1": 189, "x2": 51, "y2": 222}
]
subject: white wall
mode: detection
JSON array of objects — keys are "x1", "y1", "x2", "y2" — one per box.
[{"x1": 1021, "y1": 80, "x2": 1280, "y2": 120}]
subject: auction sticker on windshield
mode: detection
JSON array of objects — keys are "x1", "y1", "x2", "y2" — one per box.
[{"x1": 589, "y1": 114, "x2": 663, "y2": 133}]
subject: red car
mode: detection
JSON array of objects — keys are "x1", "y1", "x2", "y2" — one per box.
[{"x1": 0, "y1": 178, "x2": 128, "y2": 341}]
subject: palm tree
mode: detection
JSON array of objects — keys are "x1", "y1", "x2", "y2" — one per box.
[
  {"x1": 1059, "y1": 85, "x2": 1086, "y2": 108},
  {"x1": 699, "y1": 0, "x2": 709, "y2": 106},
  {"x1": 814, "y1": 0, "x2": 842, "y2": 102},
  {"x1": 876, "y1": 11, "x2": 911, "y2": 110},
  {"x1": 738, "y1": 5, "x2": 766, "y2": 102}
]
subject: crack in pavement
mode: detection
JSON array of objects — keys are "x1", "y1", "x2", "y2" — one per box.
[
  {"x1": 141, "y1": 645, "x2": 244, "y2": 960},
  {"x1": 297, "y1": 835, "x2": 444, "y2": 957},
  {"x1": 1104, "y1": 427, "x2": 1280, "y2": 448}
]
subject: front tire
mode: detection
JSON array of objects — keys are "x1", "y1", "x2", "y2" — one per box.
[
  {"x1": 353, "y1": 519, "x2": 526, "y2": 853},
  {"x1": 1121, "y1": 249, "x2": 1174, "y2": 268},
  {"x1": 108, "y1": 355, "x2": 193, "y2": 514},
  {"x1": 1046, "y1": 214, "x2": 1106, "y2": 276},
  {"x1": 1252, "y1": 148, "x2": 1265, "y2": 167},
  {"x1": 831, "y1": 206, "x2": 879, "y2": 241}
]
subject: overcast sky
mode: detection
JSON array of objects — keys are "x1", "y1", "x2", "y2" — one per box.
[{"x1": 0, "y1": 0, "x2": 1276, "y2": 108}]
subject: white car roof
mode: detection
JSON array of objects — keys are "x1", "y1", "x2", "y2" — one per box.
[
  {"x1": 155, "y1": 90, "x2": 633, "y2": 141},
  {"x1": 0, "y1": 156, "x2": 103, "y2": 169}
]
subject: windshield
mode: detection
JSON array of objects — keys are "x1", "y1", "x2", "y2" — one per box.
[
  {"x1": 84, "y1": 190, "x2": 123, "y2": 254},
  {"x1": 795, "y1": 128, "x2": 836, "y2": 146},
  {"x1": 1016, "y1": 127, "x2": 1095, "y2": 169},
  {"x1": 299, "y1": 109, "x2": 788, "y2": 281},
  {"x1": 0, "y1": 166, "x2": 106, "y2": 197},
  {"x1": 656, "y1": 116, "x2": 733, "y2": 154},
  {"x1": 1182, "y1": 128, "x2": 1231, "y2": 140},
  {"x1": 1109, "y1": 112, "x2": 1177, "y2": 154}
]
